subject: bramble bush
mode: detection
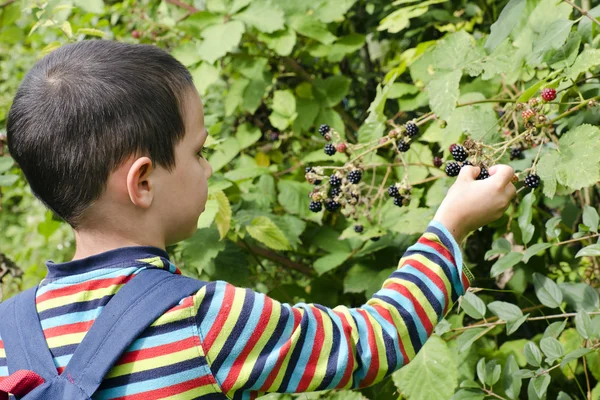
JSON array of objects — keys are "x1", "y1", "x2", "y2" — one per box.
[{"x1": 3, "y1": 0, "x2": 600, "y2": 399}]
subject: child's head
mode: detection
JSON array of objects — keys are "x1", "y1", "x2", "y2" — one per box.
[{"x1": 7, "y1": 40, "x2": 212, "y2": 246}]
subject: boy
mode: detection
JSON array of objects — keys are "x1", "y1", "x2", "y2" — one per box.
[{"x1": 0, "y1": 40, "x2": 515, "y2": 399}]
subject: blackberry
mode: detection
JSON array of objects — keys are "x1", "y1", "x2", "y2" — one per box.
[
  {"x1": 314, "y1": 179, "x2": 322, "y2": 185},
  {"x1": 388, "y1": 185, "x2": 399, "y2": 197},
  {"x1": 397, "y1": 140, "x2": 410, "y2": 152},
  {"x1": 329, "y1": 175, "x2": 342, "y2": 187},
  {"x1": 525, "y1": 173, "x2": 541, "y2": 188},
  {"x1": 477, "y1": 168, "x2": 490, "y2": 180},
  {"x1": 393, "y1": 196, "x2": 404, "y2": 207},
  {"x1": 354, "y1": 225, "x2": 364, "y2": 233},
  {"x1": 305, "y1": 167, "x2": 314, "y2": 174},
  {"x1": 541, "y1": 88, "x2": 556, "y2": 102},
  {"x1": 510, "y1": 147, "x2": 522, "y2": 160},
  {"x1": 451, "y1": 145, "x2": 467, "y2": 162},
  {"x1": 433, "y1": 157, "x2": 443, "y2": 168},
  {"x1": 319, "y1": 124, "x2": 330, "y2": 136},
  {"x1": 330, "y1": 187, "x2": 341, "y2": 197},
  {"x1": 324, "y1": 199, "x2": 340, "y2": 212},
  {"x1": 348, "y1": 170, "x2": 362, "y2": 184},
  {"x1": 461, "y1": 160, "x2": 473, "y2": 168},
  {"x1": 445, "y1": 162, "x2": 461, "y2": 177},
  {"x1": 309, "y1": 201, "x2": 322, "y2": 213},
  {"x1": 324, "y1": 143, "x2": 336, "y2": 156},
  {"x1": 405, "y1": 122, "x2": 419, "y2": 137}
]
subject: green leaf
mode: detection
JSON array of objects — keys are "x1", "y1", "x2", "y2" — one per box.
[
  {"x1": 524, "y1": 341, "x2": 542, "y2": 367},
  {"x1": 546, "y1": 216, "x2": 562, "y2": 239},
  {"x1": 271, "y1": 90, "x2": 296, "y2": 117},
  {"x1": 488, "y1": 301, "x2": 523, "y2": 322},
  {"x1": 583, "y1": 206, "x2": 599, "y2": 233},
  {"x1": 484, "y1": 0, "x2": 526, "y2": 52},
  {"x1": 198, "y1": 21, "x2": 246, "y2": 64},
  {"x1": 450, "y1": 390, "x2": 485, "y2": 400},
  {"x1": 531, "y1": 374, "x2": 550, "y2": 398},
  {"x1": 485, "y1": 360, "x2": 501, "y2": 386},
  {"x1": 538, "y1": 125, "x2": 600, "y2": 198},
  {"x1": 258, "y1": 29, "x2": 297, "y2": 56},
  {"x1": 246, "y1": 216, "x2": 291, "y2": 250},
  {"x1": 543, "y1": 320, "x2": 567, "y2": 339},
  {"x1": 457, "y1": 328, "x2": 486, "y2": 353},
  {"x1": 490, "y1": 252, "x2": 523, "y2": 278},
  {"x1": 0, "y1": 174, "x2": 19, "y2": 187},
  {"x1": 576, "y1": 309, "x2": 593, "y2": 339},
  {"x1": 547, "y1": 32, "x2": 581, "y2": 70},
  {"x1": 378, "y1": 5, "x2": 428, "y2": 34},
  {"x1": 77, "y1": 28, "x2": 104, "y2": 38},
  {"x1": 277, "y1": 180, "x2": 320, "y2": 221},
  {"x1": 566, "y1": 48, "x2": 600, "y2": 81},
  {"x1": 235, "y1": 123, "x2": 261, "y2": 150},
  {"x1": 518, "y1": 191, "x2": 535, "y2": 245},
  {"x1": 392, "y1": 335, "x2": 458, "y2": 400},
  {"x1": 523, "y1": 243, "x2": 552, "y2": 263},
  {"x1": 314, "y1": 76, "x2": 351, "y2": 107},
  {"x1": 506, "y1": 314, "x2": 529, "y2": 336},
  {"x1": 314, "y1": 251, "x2": 351, "y2": 275},
  {"x1": 559, "y1": 282, "x2": 600, "y2": 311},
  {"x1": 344, "y1": 264, "x2": 381, "y2": 294},
  {"x1": 288, "y1": 15, "x2": 337, "y2": 44},
  {"x1": 0, "y1": 157, "x2": 14, "y2": 173},
  {"x1": 530, "y1": 19, "x2": 573, "y2": 64},
  {"x1": 503, "y1": 354, "x2": 522, "y2": 400},
  {"x1": 561, "y1": 348, "x2": 593, "y2": 369},
  {"x1": 212, "y1": 191, "x2": 231, "y2": 240},
  {"x1": 181, "y1": 227, "x2": 227, "y2": 274},
  {"x1": 576, "y1": 244, "x2": 600, "y2": 258},
  {"x1": 533, "y1": 272, "x2": 563, "y2": 309},
  {"x1": 73, "y1": 0, "x2": 104, "y2": 14},
  {"x1": 539, "y1": 336, "x2": 564, "y2": 363},
  {"x1": 461, "y1": 292, "x2": 486, "y2": 319},
  {"x1": 314, "y1": 0, "x2": 358, "y2": 23},
  {"x1": 484, "y1": 238, "x2": 512, "y2": 260},
  {"x1": 233, "y1": 2, "x2": 284, "y2": 33},
  {"x1": 426, "y1": 69, "x2": 461, "y2": 121},
  {"x1": 191, "y1": 62, "x2": 220, "y2": 96},
  {"x1": 197, "y1": 199, "x2": 219, "y2": 229},
  {"x1": 476, "y1": 358, "x2": 486, "y2": 385}
]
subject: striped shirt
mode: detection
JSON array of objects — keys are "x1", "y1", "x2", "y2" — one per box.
[{"x1": 0, "y1": 221, "x2": 471, "y2": 399}]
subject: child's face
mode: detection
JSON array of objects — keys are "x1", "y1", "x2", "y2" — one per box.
[{"x1": 157, "y1": 88, "x2": 212, "y2": 244}]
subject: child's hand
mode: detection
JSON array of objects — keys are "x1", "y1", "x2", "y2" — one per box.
[{"x1": 434, "y1": 165, "x2": 516, "y2": 243}]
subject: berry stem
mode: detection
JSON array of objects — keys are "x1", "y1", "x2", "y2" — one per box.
[{"x1": 540, "y1": 94, "x2": 600, "y2": 127}]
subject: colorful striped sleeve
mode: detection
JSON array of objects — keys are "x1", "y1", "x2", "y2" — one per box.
[{"x1": 191, "y1": 220, "x2": 471, "y2": 398}]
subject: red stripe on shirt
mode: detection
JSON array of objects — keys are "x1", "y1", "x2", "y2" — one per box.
[
  {"x1": 417, "y1": 236, "x2": 455, "y2": 265},
  {"x1": 356, "y1": 308, "x2": 379, "y2": 388},
  {"x1": 44, "y1": 320, "x2": 95, "y2": 339},
  {"x1": 203, "y1": 284, "x2": 236, "y2": 350},
  {"x1": 37, "y1": 275, "x2": 135, "y2": 304},
  {"x1": 405, "y1": 259, "x2": 450, "y2": 314},
  {"x1": 115, "y1": 336, "x2": 198, "y2": 365}
]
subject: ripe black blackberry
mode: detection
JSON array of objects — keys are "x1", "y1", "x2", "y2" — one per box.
[
  {"x1": 324, "y1": 143, "x2": 336, "y2": 156},
  {"x1": 525, "y1": 173, "x2": 541, "y2": 188},
  {"x1": 461, "y1": 160, "x2": 473, "y2": 168},
  {"x1": 305, "y1": 167, "x2": 314, "y2": 174},
  {"x1": 393, "y1": 196, "x2": 404, "y2": 207},
  {"x1": 319, "y1": 124, "x2": 330, "y2": 136},
  {"x1": 324, "y1": 199, "x2": 340, "y2": 212},
  {"x1": 354, "y1": 225, "x2": 364, "y2": 233},
  {"x1": 348, "y1": 170, "x2": 362, "y2": 184},
  {"x1": 445, "y1": 162, "x2": 461, "y2": 177},
  {"x1": 309, "y1": 200, "x2": 322, "y2": 213},
  {"x1": 329, "y1": 175, "x2": 342, "y2": 187},
  {"x1": 451, "y1": 145, "x2": 467, "y2": 162},
  {"x1": 330, "y1": 187, "x2": 341, "y2": 197},
  {"x1": 397, "y1": 140, "x2": 410, "y2": 152},
  {"x1": 510, "y1": 147, "x2": 522, "y2": 160},
  {"x1": 477, "y1": 168, "x2": 490, "y2": 180},
  {"x1": 388, "y1": 185, "x2": 399, "y2": 197},
  {"x1": 405, "y1": 122, "x2": 419, "y2": 137}
]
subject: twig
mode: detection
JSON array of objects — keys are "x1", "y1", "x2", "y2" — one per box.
[
  {"x1": 482, "y1": 388, "x2": 508, "y2": 400},
  {"x1": 234, "y1": 240, "x2": 315, "y2": 276},
  {"x1": 563, "y1": 0, "x2": 600, "y2": 27}
]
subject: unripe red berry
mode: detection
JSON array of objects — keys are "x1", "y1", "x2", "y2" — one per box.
[
  {"x1": 132, "y1": 30, "x2": 141, "y2": 39},
  {"x1": 522, "y1": 109, "x2": 536, "y2": 121},
  {"x1": 336, "y1": 142, "x2": 347, "y2": 153},
  {"x1": 433, "y1": 157, "x2": 442, "y2": 168},
  {"x1": 541, "y1": 88, "x2": 557, "y2": 102}
]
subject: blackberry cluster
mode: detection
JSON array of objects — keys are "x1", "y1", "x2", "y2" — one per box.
[
  {"x1": 324, "y1": 144, "x2": 336, "y2": 156},
  {"x1": 324, "y1": 199, "x2": 341, "y2": 212},
  {"x1": 525, "y1": 173, "x2": 541, "y2": 188},
  {"x1": 309, "y1": 201, "x2": 322, "y2": 213},
  {"x1": 451, "y1": 145, "x2": 467, "y2": 162},
  {"x1": 445, "y1": 162, "x2": 461, "y2": 177},
  {"x1": 405, "y1": 122, "x2": 419, "y2": 137},
  {"x1": 388, "y1": 185, "x2": 399, "y2": 197},
  {"x1": 348, "y1": 170, "x2": 362, "y2": 184},
  {"x1": 397, "y1": 140, "x2": 410, "y2": 152},
  {"x1": 329, "y1": 175, "x2": 342, "y2": 187},
  {"x1": 329, "y1": 187, "x2": 341, "y2": 197},
  {"x1": 354, "y1": 225, "x2": 364, "y2": 233},
  {"x1": 319, "y1": 124, "x2": 330, "y2": 136},
  {"x1": 477, "y1": 168, "x2": 490, "y2": 180},
  {"x1": 510, "y1": 147, "x2": 522, "y2": 160},
  {"x1": 393, "y1": 196, "x2": 404, "y2": 207}
]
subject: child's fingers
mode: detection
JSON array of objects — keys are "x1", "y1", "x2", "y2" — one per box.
[
  {"x1": 504, "y1": 182, "x2": 517, "y2": 200},
  {"x1": 457, "y1": 165, "x2": 480, "y2": 182},
  {"x1": 488, "y1": 165, "x2": 515, "y2": 186}
]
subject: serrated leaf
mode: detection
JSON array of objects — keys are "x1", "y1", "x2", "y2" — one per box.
[
  {"x1": 518, "y1": 191, "x2": 535, "y2": 245},
  {"x1": 457, "y1": 328, "x2": 487, "y2": 353},
  {"x1": 233, "y1": 2, "x2": 284, "y2": 33},
  {"x1": 393, "y1": 335, "x2": 458, "y2": 400},
  {"x1": 314, "y1": 251, "x2": 351, "y2": 275},
  {"x1": 181, "y1": 227, "x2": 226, "y2": 274},
  {"x1": 524, "y1": 341, "x2": 542, "y2": 367},
  {"x1": 378, "y1": 5, "x2": 428, "y2": 34},
  {"x1": 277, "y1": 179, "x2": 320, "y2": 221},
  {"x1": 488, "y1": 301, "x2": 523, "y2": 322},
  {"x1": 258, "y1": 29, "x2": 297, "y2": 56},
  {"x1": 490, "y1": 252, "x2": 523, "y2": 278},
  {"x1": 426, "y1": 69, "x2": 461, "y2": 121},
  {"x1": 212, "y1": 191, "x2": 231, "y2": 240},
  {"x1": 576, "y1": 244, "x2": 600, "y2": 258},
  {"x1": 583, "y1": 206, "x2": 599, "y2": 233},
  {"x1": 288, "y1": 15, "x2": 337, "y2": 44},
  {"x1": 235, "y1": 123, "x2": 261, "y2": 150},
  {"x1": 198, "y1": 21, "x2": 246, "y2": 64},
  {"x1": 197, "y1": 199, "x2": 219, "y2": 229},
  {"x1": 485, "y1": 0, "x2": 526, "y2": 52},
  {"x1": 246, "y1": 216, "x2": 291, "y2": 250},
  {"x1": 314, "y1": 76, "x2": 351, "y2": 107},
  {"x1": 461, "y1": 292, "x2": 486, "y2": 319},
  {"x1": 537, "y1": 125, "x2": 600, "y2": 198},
  {"x1": 566, "y1": 48, "x2": 600, "y2": 81},
  {"x1": 523, "y1": 243, "x2": 552, "y2": 263},
  {"x1": 533, "y1": 272, "x2": 563, "y2": 309},
  {"x1": 530, "y1": 19, "x2": 573, "y2": 64}
]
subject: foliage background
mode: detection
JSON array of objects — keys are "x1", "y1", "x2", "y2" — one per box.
[{"x1": 3, "y1": 0, "x2": 600, "y2": 399}]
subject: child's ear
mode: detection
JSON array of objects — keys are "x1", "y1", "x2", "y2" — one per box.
[{"x1": 126, "y1": 157, "x2": 154, "y2": 208}]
